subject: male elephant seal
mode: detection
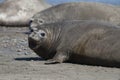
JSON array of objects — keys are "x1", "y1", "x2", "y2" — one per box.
[
  {"x1": 0, "y1": 0, "x2": 51, "y2": 26},
  {"x1": 28, "y1": 20, "x2": 120, "y2": 67},
  {"x1": 30, "y1": 2, "x2": 120, "y2": 30}
]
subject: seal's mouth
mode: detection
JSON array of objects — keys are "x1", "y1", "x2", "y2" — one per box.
[{"x1": 28, "y1": 37, "x2": 40, "y2": 50}]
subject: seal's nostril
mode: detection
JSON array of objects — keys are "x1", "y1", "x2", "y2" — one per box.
[
  {"x1": 29, "y1": 20, "x2": 33, "y2": 25},
  {"x1": 30, "y1": 29, "x2": 34, "y2": 32}
]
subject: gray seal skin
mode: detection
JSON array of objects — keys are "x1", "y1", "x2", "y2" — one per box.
[
  {"x1": 28, "y1": 20, "x2": 120, "y2": 67},
  {"x1": 30, "y1": 2, "x2": 120, "y2": 30},
  {"x1": 0, "y1": 0, "x2": 51, "y2": 26}
]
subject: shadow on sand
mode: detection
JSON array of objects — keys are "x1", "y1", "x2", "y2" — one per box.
[{"x1": 14, "y1": 57, "x2": 44, "y2": 61}]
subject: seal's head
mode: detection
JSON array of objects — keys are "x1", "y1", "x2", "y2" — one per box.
[
  {"x1": 28, "y1": 28, "x2": 53, "y2": 59},
  {"x1": 28, "y1": 29, "x2": 47, "y2": 50},
  {"x1": 29, "y1": 4, "x2": 65, "y2": 30},
  {"x1": 28, "y1": 25, "x2": 60, "y2": 59}
]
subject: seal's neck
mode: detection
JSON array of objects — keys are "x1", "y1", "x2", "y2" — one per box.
[{"x1": 44, "y1": 26, "x2": 63, "y2": 53}]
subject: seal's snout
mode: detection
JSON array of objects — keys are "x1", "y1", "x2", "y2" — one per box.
[
  {"x1": 28, "y1": 31, "x2": 39, "y2": 49},
  {"x1": 28, "y1": 37, "x2": 38, "y2": 49}
]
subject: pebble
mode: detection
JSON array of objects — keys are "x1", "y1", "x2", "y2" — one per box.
[
  {"x1": 17, "y1": 52, "x2": 22, "y2": 55},
  {"x1": 17, "y1": 49, "x2": 22, "y2": 52},
  {"x1": 24, "y1": 52, "x2": 29, "y2": 55},
  {"x1": 3, "y1": 44, "x2": 7, "y2": 48},
  {"x1": 0, "y1": 28, "x2": 32, "y2": 57}
]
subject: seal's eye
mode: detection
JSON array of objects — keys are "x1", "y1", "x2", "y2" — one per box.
[
  {"x1": 38, "y1": 19, "x2": 44, "y2": 25},
  {"x1": 40, "y1": 33, "x2": 45, "y2": 37},
  {"x1": 39, "y1": 32, "x2": 46, "y2": 38},
  {"x1": 38, "y1": 30, "x2": 46, "y2": 38}
]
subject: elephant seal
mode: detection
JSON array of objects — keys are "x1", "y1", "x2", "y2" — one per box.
[
  {"x1": 28, "y1": 20, "x2": 120, "y2": 67},
  {"x1": 0, "y1": 0, "x2": 51, "y2": 26},
  {"x1": 30, "y1": 2, "x2": 120, "y2": 30}
]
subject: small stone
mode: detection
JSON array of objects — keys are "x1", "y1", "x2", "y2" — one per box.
[
  {"x1": 17, "y1": 49, "x2": 22, "y2": 52},
  {"x1": 21, "y1": 39, "x2": 26, "y2": 42},
  {"x1": 17, "y1": 52, "x2": 22, "y2": 55},
  {"x1": 23, "y1": 48, "x2": 27, "y2": 50},
  {"x1": 3, "y1": 44, "x2": 7, "y2": 48},
  {"x1": 12, "y1": 39, "x2": 17, "y2": 43},
  {"x1": 24, "y1": 52, "x2": 29, "y2": 55}
]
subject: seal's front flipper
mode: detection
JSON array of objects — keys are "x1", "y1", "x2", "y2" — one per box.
[
  {"x1": 45, "y1": 59, "x2": 60, "y2": 64},
  {"x1": 45, "y1": 51, "x2": 69, "y2": 64}
]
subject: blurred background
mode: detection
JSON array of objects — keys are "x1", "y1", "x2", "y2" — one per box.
[
  {"x1": 0, "y1": 0, "x2": 4, "y2": 3},
  {"x1": 46, "y1": 0, "x2": 120, "y2": 5},
  {"x1": 0, "y1": 0, "x2": 120, "y2": 5}
]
